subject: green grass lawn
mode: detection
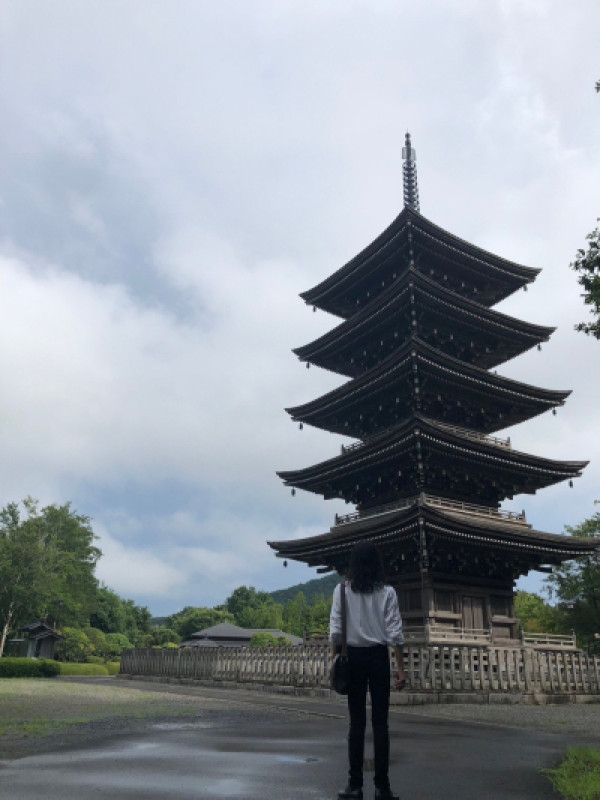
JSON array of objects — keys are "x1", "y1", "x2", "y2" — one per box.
[
  {"x1": 545, "y1": 747, "x2": 600, "y2": 800},
  {"x1": 0, "y1": 679, "x2": 202, "y2": 739}
]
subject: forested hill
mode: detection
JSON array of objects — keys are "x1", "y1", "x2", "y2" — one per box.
[{"x1": 269, "y1": 573, "x2": 339, "y2": 605}]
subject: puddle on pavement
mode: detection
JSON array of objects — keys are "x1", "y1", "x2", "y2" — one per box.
[
  {"x1": 276, "y1": 755, "x2": 319, "y2": 763},
  {"x1": 152, "y1": 722, "x2": 211, "y2": 731}
]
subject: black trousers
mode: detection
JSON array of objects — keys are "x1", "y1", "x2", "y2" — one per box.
[{"x1": 346, "y1": 644, "x2": 391, "y2": 790}]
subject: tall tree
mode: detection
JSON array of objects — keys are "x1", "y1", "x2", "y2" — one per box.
[
  {"x1": 225, "y1": 586, "x2": 283, "y2": 629},
  {"x1": 90, "y1": 586, "x2": 153, "y2": 646},
  {"x1": 571, "y1": 221, "x2": 600, "y2": 339},
  {"x1": 0, "y1": 499, "x2": 100, "y2": 656},
  {"x1": 545, "y1": 507, "x2": 600, "y2": 648},
  {"x1": 571, "y1": 81, "x2": 600, "y2": 339}
]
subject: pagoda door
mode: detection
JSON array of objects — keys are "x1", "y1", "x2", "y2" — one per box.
[{"x1": 462, "y1": 595, "x2": 485, "y2": 631}]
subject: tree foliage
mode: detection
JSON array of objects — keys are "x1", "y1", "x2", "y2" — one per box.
[
  {"x1": 571, "y1": 81, "x2": 600, "y2": 339},
  {"x1": 571, "y1": 222, "x2": 600, "y2": 339},
  {"x1": 167, "y1": 607, "x2": 234, "y2": 639},
  {"x1": 225, "y1": 586, "x2": 284, "y2": 629},
  {"x1": 55, "y1": 627, "x2": 94, "y2": 663},
  {"x1": 249, "y1": 632, "x2": 291, "y2": 647},
  {"x1": 514, "y1": 591, "x2": 563, "y2": 634},
  {"x1": 90, "y1": 586, "x2": 152, "y2": 647},
  {"x1": 0, "y1": 499, "x2": 100, "y2": 657},
  {"x1": 270, "y1": 573, "x2": 339, "y2": 605},
  {"x1": 545, "y1": 507, "x2": 600, "y2": 649}
]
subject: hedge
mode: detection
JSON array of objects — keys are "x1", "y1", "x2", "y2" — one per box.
[
  {"x1": 0, "y1": 658, "x2": 61, "y2": 678},
  {"x1": 57, "y1": 663, "x2": 109, "y2": 676},
  {"x1": 106, "y1": 661, "x2": 121, "y2": 675}
]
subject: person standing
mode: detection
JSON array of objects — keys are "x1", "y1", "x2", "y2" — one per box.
[{"x1": 329, "y1": 540, "x2": 405, "y2": 800}]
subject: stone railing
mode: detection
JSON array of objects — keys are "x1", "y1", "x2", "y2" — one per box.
[{"x1": 120, "y1": 644, "x2": 600, "y2": 695}]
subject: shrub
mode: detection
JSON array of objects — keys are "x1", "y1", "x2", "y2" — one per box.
[
  {"x1": 105, "y1": 633, "x2": 133, "y2": 658},
  {"x1": 106, "y1": 661, "x2": 121, "y2": 675},
  {"x1": 249, "y1": 632, "x2": 281, "y2": 647},
  {"x1": 38, "y1": 659, "x2": 61, "y2": 677},
  {"x1": 0, "y1": 658, "x2": 60, "y2": 678},
  {"x1": 85, "y1": 655, "x2": 105, "y2": 664},
  {"x1": 545, "y1": 747, "x2": 600, "y2": 800},
  {"x1": 54, "y1": 627, "x2": 93, "y2": 662},
  {"x1": 58, "y1": 663, "x2": 109, "y2": 676},
  {"x1": 83, "y1": 626, "x2": 109, "y2": 660}
]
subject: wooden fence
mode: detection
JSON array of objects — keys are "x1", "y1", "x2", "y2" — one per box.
[{"x1": 120, "y1": 644, "x2": 600, "y2": 695}]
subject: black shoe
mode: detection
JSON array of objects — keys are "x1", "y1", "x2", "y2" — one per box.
[
  {"x1": 338, "y1": 786, "x2": 363, "y2": 800},
  {"x1": 374, "y1": 789, "x2": 399, "y2": 800}
]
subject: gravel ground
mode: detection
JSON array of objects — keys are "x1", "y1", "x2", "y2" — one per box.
[
  {"x1": 0, "y1": 678, "x2": 307, "y2": 760},
  {"x1": 394, "y1": 702, "x2": 600, "y2": 738},
  {"x1": 2, "y1": 677, "x2": 600, "y2": 764}
]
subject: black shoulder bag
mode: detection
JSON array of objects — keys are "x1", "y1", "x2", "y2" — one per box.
[{"x1": 329, "y1": 582, "x2": 349, "y2": 695}]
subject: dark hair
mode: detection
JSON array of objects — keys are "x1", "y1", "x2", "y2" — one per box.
[{"x1": 346, "y1": 541, "x2": 385, "y2": 594}]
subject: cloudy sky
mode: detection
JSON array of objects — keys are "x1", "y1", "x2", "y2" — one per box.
[{"x1": 1, "y1": 1, "x2": 599, "y2": 615}]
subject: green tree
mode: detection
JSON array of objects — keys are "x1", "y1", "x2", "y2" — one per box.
[
  {"x1": 514, "y1": 591, "x2": 563, "y2": 634},
  {"x1": 571, "y1": 222, "x2": 600, "y2": 339},
  {"x1": 0, "y1": 499, "x2": 100, "y2": 657},
  {"x1": 545, "y1": 507, "x2": 600, "y2": 649},
  {"x1": 83, "y1": 626, "x2": 109, "y2": 660},
  {"x1": 225, "y1": 586, "x2": 283, "y2": 630},
  {"x1": 90, "y1": 586, "x2": 127, "y2": 633},
  {"x1": 249, "y1": 632, "x2": 291, "y2": 647},
  {"x1": 105, "y1": 632, "x2": 133, "y2": 658},
  {"x1": 167, "y1": 606, "x2": 234, "y2": 640},
  {"x1": 89, "y1": 586, "x2": 152, "y2": 646},
  {"x1": 55, "y1": 627, "x2": 93, "y2": 662},
  {"x1": 149, "y1": 626, "x2": 181, "y2": 647},
  {"x1": 571, "y1": 81, "x2": 600, "y2": 339},
  {"x1": 282, "y1": 592, "x2": 311, "y2": 637},
  {"x1": 308, "y1": 594, "x2": 332, "y2": 634}
]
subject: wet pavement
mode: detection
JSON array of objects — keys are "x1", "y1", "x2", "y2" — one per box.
[{"x1": 0, "y1": 680, "x2": 596, "y2": 799}]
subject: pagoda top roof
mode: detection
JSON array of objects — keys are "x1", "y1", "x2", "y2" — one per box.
[
  {"x1": 268, "y1": 497, "x2": 597, "y2": 573},
  {"x1": 301, "y1": 206, "x2": 540, "y2": 317},
  {"x1": 287, "y1": 336, "x2": 570, "y2": 436},
  {"x1": 294, "y1": 268, "x2": 555, "y2": 375}
]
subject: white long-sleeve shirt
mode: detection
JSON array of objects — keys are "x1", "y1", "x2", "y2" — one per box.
[{"x1": 329, "y1": 582, "x2": 404, "y2": 647}]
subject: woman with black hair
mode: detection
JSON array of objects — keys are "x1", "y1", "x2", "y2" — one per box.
[{"x1": 330, "y1": 541, "x2": 405, "y2": 800}]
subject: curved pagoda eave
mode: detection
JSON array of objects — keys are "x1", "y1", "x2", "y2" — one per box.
[
  {"x1": 294, "y1": 270, "x2": 555, "y2": 376},
  {"x1": 268, "y1": 504, "x2": 598, "y2": 576},
  {"x1": 301, "y1": 206, "x2": 540, "y2": 317},
  {"x1": 286, "y1": 336, "x2": 570, "y2": 437},
  {"x1": 277, "y1": 415, "x2": 587, "y2": 507}
]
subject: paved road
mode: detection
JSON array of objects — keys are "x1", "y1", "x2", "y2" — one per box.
[{"x1": 0, "y1": 679, "x2": 595, "y2": 800}]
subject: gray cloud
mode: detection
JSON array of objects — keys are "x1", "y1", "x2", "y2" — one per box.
[{"x1": 1, "y1": 1, "x2": 599, "y2": 612}]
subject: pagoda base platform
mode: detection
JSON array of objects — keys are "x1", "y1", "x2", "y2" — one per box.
[{"x1": 401, "y1": 624, "x2": 577, "y2": 650}]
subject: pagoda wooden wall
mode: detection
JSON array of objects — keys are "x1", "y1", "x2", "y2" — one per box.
[{"x1": 391, "y1": 572, "x2": 517, "y2": 641}]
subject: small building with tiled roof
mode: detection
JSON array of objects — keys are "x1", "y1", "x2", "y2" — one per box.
[{"x1": 180, "y1": 622, "x2": 302, "y2": 648}]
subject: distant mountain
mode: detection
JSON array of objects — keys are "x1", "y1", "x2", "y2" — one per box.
[{"x1": 269, "y1": 573, "x2": 339, "y2": 605}]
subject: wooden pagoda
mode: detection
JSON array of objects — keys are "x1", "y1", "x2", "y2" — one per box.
[{"x1": 270, "y1": 134, "x2": 596, "y2": 645}]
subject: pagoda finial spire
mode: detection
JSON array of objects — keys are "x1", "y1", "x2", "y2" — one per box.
[{"x1": 402, "y1": 131, "x2": 420, "y2": 212}]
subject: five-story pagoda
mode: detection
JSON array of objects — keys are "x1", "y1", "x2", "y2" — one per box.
[{"x1": 270, "y1": 134, "x2": 596, "y2": 644}]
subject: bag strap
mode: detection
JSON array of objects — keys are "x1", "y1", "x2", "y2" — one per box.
[{"x1": 340, "y1": 581, "x2": 347, "y2": 657}]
